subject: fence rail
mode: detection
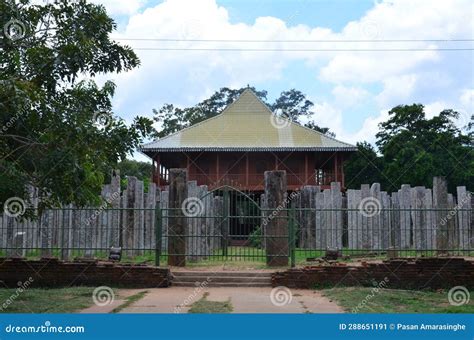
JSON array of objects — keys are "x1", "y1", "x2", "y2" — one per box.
[{"x1": 1, "y1": 206, "x2": 472, "y2": 266}]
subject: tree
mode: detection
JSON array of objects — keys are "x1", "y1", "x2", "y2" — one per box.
[
  {"x1": 376, "y1": 105, "x2": 473, "y2": 192},
  {"x1": 344, "y1": 142, "x2": 383, "y2": 189},
  {"x1": 153, "y1": 87, "x2": 334, "y2": 138},
  {"x1": 110, "y1": 160, "x2": 152, "y2": 192},
  {"x1": 303, "y1": 120, "x2": 336, "y2": 138},
  {"x1": 0, "y1": 0, "x2": 154, "y2": 210},
  {"x1": 345, "y1": 105, "x2": 472, "y2": 192}
]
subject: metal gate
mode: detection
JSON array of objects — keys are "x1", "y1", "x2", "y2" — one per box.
[{"x1": 156, "y1": 185, "x2": 293, "y2": 266}]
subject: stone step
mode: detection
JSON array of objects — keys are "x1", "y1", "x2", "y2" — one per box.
[
  {"x1": 172, "y1": 281, "x2": 271, "y2": 288},
  {"x1": 172, "y1": 271, "x2": 272, "y2": 278},
  {"x1": 173, "y1": 276, "x2": 271, "y2": 284}
]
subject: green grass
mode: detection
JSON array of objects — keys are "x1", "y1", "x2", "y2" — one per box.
[
  {"x1": 3, "y1": 247, "x2": 473, "y2": 269},
  {"x1": 188, "y1": 292, "x2": 233, "y2": 313},
  {"x1": 322, "y1": 287, "x2": 474, "y2": 313},
  {"x1": 111, "y1": 290, "x2": 148, "y2": 313},
  {"x1": 0, "y1": 287, "x2": 103, "y2": 313}
]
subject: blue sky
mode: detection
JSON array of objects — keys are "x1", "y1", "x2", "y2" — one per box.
[{"x1": 92, "y1": 0, "x2": 473, "y2": 161}]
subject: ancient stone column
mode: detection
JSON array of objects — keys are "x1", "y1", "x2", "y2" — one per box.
[
  {"x1": 433, "y1": 176, "x2": 448, "y2": 253},
  {"x1": 264, "y1": 170, "x2": 288, "y2": 267},
  {"x1": 168, "y1": 169, "x2": 188, "y2": 267},
  {"x1": 456, "y1": 187, "x2": 471, "y2": 251}
]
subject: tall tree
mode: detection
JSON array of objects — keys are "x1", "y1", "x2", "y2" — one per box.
[
  {"x1": 0, "y1": 0, "x2": 154, "y2": 210},
  {"x1": 376, "y1": 104, "x2": 473, "y2": 192},
  {"x1": 344, "y1": 142, "x2": 383, "y2": 189}
]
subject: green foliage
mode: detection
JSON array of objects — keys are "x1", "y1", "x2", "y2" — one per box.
[
  {"x1": 323, "y1": 287, "x2": 474, "y2": 313},
  {"x1": 109, "y1": 159, "x2": 152, "y2": 192},
  {"x1": 345, "y1": 104, "x2": 473, "y2": 192},
  {"x1": 0, "y1": 287, "x2": 100, "y2": 313},
  {"x1": 188, "y1": 292, "x2": 233, "y2": 313},
  {"x1": 344, "y1": 142, "x2": 384, "y2": 189},
  {"x1": 248, "y1": 227, "x2": 263, "y2": 249},
  {"x1": 152, "y1": 87, "x2": 334, "y2": 138},
  {"x1": 0, "y1": 0, "x2": 154, "y2": 209}
]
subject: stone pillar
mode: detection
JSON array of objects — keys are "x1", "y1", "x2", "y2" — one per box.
[
  {"x1": 433, "y1": 176, "x2": 448, "y2": 253},
  {"x1": 168, "y1": 169, "x2": 187, "y2": 267},
  {"x1": 411, "y1": 186, "x2": 425, "y2": 251},
  {"x1": 264, "y1": 170, "x2": 288, "y2": 267},
  {"x1": 360, "y1": 184, "x2": 370, "y2": 249},
  {"x1": 300, "y1": 186, "x2": 317, "y2": 248},
  {"x1": 186, "y1": 181, "x2": 198, "y2": 262},
  {"x1": 391, "y1": 192, "x2": 400, "y2": 249},
  {"x1": 330, "y1": 182, "x2": 343, "y2": 249},
  {"x1": 160, "y1": 190, "x2": 169, "y2": 253},
  {"x1": 380, "y1": 192, "x2": 391, "y2": 250},
  {"x1": 40, "y1": 210, "x2": 51, "y2": 257},
  {"x1": 399, "y1": 184, "x2": 411, "y2": 249},
  {"x1": 315, "y1": 189, "x2": 326, "y2": 249},
  {"x1": 144, "y1": 183, "x2": 157, "y2": 251},
  {"x1": 110, "y1": 170, "x2": 121, "y2": 248},
  {"x1": 12, "y1": 231, "x2": 26, "y2": 257},
  {"x1": 456, "y1": 187, "x2": 471, "y2": 251},
  {"x1": 369, "y1": 183, "x2": 381, "y2": 251},
  {"x1": 124, "y1": 177, "x2": 137, "y2": 257}
]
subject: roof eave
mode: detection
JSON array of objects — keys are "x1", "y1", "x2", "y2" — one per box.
[{"x1": 138, "y1": 146, "x2": 358, "y2": 153}]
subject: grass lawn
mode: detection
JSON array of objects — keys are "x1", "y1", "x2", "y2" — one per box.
[
  {"x1": 322, "y1": 287, "x2": 474, "y2": 313},
  {"x1": 188, "y1": 292, "x2": 233, "y2": 313},
  {"x1": 0, "y1": 287, "x2": 103, "y2": 313}
]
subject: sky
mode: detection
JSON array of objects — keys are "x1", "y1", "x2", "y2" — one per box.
[{"x1": 90, "y1": 0, "x2": 473, "y2": 162}]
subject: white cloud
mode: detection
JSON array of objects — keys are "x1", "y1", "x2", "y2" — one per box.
[
  {"x1": 341, "y1": 109, "x2": 391, "y2": 145},
  {"x1": 460, "y1": 89, "x2": 474, "y2": 108},
  {"x1": 91, "y1": 0, "x2": 473, "y2": 151},
  {"x1": 332, "y1": 85, "x2": 369, "y2": 108},
  {"x1": 92, "y1": 0, "x2": 148, "y2": 16},
  {"x1": 375, "y1": 74, "x2": 417, "y2": 107},
  {"x1": 424, "y1": 101, "x2": 448, "y2": 119}
]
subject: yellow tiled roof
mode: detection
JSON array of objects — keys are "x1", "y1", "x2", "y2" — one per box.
[{"x1": 140, "y1": 89, "x2": 356, "y2": 154}]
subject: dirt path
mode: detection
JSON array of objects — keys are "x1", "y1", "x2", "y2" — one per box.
[{"x1": 82, "y1": 287, "x2": 343, "y2": 314}]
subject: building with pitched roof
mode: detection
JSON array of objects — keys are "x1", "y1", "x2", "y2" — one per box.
[{"x1": 140, "y1": 89, "x2": 356, "y2": 191}]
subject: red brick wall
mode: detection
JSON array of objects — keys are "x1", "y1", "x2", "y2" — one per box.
[
  {"x1": 0, "y1": 258, "x2": 171, "y2": 288},
  {"x1": 272, "y1": 258, "x2": 474, "y2": 290}
]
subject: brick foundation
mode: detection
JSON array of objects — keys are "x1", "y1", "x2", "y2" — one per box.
[
  {"x1": 272, "y1": 258, "x2": 474, "y2": 290},
  {"x1": 0, "y1": 258, "x2": 171, "y2": 288}
]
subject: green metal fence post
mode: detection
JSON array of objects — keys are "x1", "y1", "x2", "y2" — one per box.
[{"x1": 155, "y1": 205, "x2": 162, "y2": 267}]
